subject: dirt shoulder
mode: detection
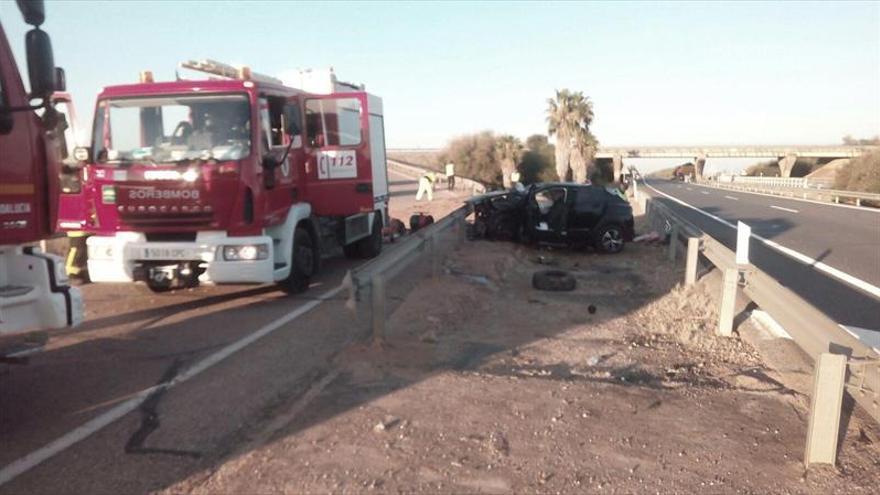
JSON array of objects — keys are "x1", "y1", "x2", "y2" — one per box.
[{"x1": 165, "y1": 212, "x2": 880, "y2": 494}]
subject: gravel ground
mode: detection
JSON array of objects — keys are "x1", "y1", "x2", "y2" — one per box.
[{"x1": 162, "y1": 211, "x2": 880, "y2": 494}]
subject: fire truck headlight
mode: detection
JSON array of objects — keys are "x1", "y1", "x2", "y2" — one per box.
[{"x1": 222, "y1": 244, "x2": 269, "y2": 261}]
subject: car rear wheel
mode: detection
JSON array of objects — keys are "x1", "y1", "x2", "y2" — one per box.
[{"x1": 595, "y1": 224, "x2": 625, "y2": 254}]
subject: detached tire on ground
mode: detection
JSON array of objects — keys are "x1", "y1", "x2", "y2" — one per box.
[{"x1": 532, "y1": 270, "x2": 576, "y2": 292}]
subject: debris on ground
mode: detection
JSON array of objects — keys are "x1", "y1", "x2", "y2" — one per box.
[{"x1": 164, "y1": 215, "x2": 880, "y2": 495}]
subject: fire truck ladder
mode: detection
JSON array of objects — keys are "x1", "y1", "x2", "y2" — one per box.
[{"x1": 179, "y1": 59, "x2": 283, "y2": 85}]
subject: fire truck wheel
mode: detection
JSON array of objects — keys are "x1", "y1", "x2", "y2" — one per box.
[
  {"x1": 357, "y1": 214, "x2": 383, "y2": 259},
  {"x1": 279, "y1": 227, "x2": 315, "y2": 294}
]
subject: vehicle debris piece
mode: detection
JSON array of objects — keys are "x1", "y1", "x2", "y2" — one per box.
[
  {"x1": 409, "y1": 213, "x2": 435, "y2": 232},
  {"x1": 383, "y1": 218, "x2": 407, "y2": 242},
  {"x1": 532, "y1": 270, "x2": 577, "y2": 292}
]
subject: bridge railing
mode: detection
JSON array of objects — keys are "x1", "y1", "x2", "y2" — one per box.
[{"x1": 644, "y1": 193, "x2": 879, "y2": 464}]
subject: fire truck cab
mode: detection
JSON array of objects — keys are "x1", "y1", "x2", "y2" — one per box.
[
  {"x1": 64, "y1": 61, "x2": 389, "y2": 293},
  {"x1": 1, "y1": 0, "x2": 82, "y2": 349}
]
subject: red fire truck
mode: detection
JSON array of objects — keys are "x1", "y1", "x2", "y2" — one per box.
[
  {"x1": 60, "y1": 60, "x2": 389, "y2": 292},
  {"x1": 1, "y1": 0, "x2": 82, "y2": 349}
]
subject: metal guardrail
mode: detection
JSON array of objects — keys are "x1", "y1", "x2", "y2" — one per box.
[
  {"x1": 348, "y1": 204, "x2": 471, "y2": 345},
  {"x1": 705, "y1": 180, "x2": 880, "y2": 206},
  {"x1": 386, "y1": 159, "x2": 488, "y2": 195},
  {"x1": 646, "y1": 197, "x2": 879, "y2": 427}
]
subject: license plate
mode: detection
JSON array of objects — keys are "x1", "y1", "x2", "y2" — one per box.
[{"x1": 141, "y1": 247, "x2": 198, "y2": 260}]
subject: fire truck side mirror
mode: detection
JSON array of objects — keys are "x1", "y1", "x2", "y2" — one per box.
[
  {"x1": 287, "y1": 120, "x2": 301, "y2": 136},
  {"x1": 55, "y1": 67, "x2": 66, "y2": 92},
  {"x1": 18, "y1": 0, "x2": 46, "y2": 26},
  {"x1": 25, "y1": 28, "x2": 56, "y2": 100},
  {"x1": 262, "y1": 156, "x2": 278, "y2": 189},
  {"x1": 74, "y1": 146, "x2": 91, "y2": 163},
  {"x1": 0, "y1": 110, "x2": 13, "y2": 135}
]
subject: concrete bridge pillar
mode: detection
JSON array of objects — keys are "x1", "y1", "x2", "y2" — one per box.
[
  {"x1": 778, "y1": 153, "x2": 797, "y2": 178},
  {"x1": 694, "y1": 152, "x2": 707, "y2": 180},
  {"x1": 612, "y1": 153, "x2": 623, "y2": 183}
]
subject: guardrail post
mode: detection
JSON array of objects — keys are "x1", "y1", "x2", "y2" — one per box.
[
  {"x1": 685, "y1": 237, "x2": 699, "y2": 286},
  {"x1": 804, "y1": 353, "x2": 847, "y2": 467},
  {"x1": 834, "y1": 195, "x2": 839, "y2": 204},
  {"x1": 667, "y1": 224, "x2": 679, "y2": 261},
  {"x1": 856, "y1": 198, "x2": 861, "y2": 207},
  {"x1": 371, "y1": 274, "x2": 386, "y2": 346},
  {"x1": 717, "y1": 268, "x2": 737, "y2": 337}
]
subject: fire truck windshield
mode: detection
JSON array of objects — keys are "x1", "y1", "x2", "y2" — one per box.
[{"x1": 92, "y1": 93, "x2": 251, "y2": 165}]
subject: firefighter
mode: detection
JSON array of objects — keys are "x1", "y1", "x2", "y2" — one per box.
[
  {"x1": 445, "y1": 162, "x2": 456, "y2": 191},
  {"x1": 416, "y1": 172, "x2": 435, "y2": 201},
  {"x1": 65, "y1": 231, "x2": 90, "y2": 282}
]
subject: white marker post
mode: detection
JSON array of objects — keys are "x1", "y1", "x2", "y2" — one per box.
[{"x1": 736, "y1": 221, "x2": 751, "y2": 266}]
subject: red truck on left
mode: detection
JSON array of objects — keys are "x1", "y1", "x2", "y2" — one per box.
[{"x1": 0, "y1": 0, "x2": 82, "y2": 357}]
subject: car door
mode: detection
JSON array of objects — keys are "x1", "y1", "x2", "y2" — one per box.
[
  {"x1": 568, "y1": 186, "x2": 606, "y2": 241},
  {"x1": 528, "y1": 186, "x2": 569, "y2": 243}
]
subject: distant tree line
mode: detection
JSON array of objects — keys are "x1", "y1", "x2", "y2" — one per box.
[
  {"x1": 842, "y1": 135, "x2": 880, "y2": 146},
  {"x1": 434, "y1": 88, "x2": 617, "y2": 189}
]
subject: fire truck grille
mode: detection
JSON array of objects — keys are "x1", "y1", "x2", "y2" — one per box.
[{"x1": 120, "y1": 212, "x2": 214, "y2": 228}]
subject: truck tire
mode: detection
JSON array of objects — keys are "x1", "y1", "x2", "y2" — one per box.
[
  {"x1": 279, "y1": 227, "x2": 315, "y2": 294},
  {"x1": 357, "y1": 214, "x2": 383, "y2": 259},
  {"x1": 342, "y1": 243, "x2": 360, "y2": 259},
  {"x1": 143, "y1": 279, "x2": 173, "y2": 293},
  {"x1": 532, "y1": 270, "x2": 576, "y2": 292},
  {"x1": 594, "y1": 224, "x2": 625, "y2": 254}
]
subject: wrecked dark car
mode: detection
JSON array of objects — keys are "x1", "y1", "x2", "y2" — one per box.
[{"x1": 470, "y1": 183, "x2": 634, "y2": 253}]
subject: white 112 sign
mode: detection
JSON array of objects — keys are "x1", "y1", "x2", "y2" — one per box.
[{"x1": 317, "y1": 150, "x2": 357, "y2": 179}]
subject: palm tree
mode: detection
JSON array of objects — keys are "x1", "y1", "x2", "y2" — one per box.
[
  {"x1": 495, "y1": 134, "x2": 523, "y2": 188},
  {"x1": 546, "y1": 89, "x2": 595, "y2": 182}
]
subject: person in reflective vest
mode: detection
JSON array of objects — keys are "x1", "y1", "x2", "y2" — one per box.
[
  {"x1": 416, "y1": 172, "x2": 435, "y2": 201},
  {"x1": 445, "y1": 162, "x2": 455, "y2": 191}
]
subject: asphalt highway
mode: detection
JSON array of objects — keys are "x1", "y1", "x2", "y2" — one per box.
[
  {"x1": 644, "y1": 178, "x2": 880, "y2": 345},
  {"x1": 0, "y1": 170, "x2": 461, "y2": 493}
]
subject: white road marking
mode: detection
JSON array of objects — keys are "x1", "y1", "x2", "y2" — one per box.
[
  {"x1": 643, "y1": 181, "x2": 880, "y2": 300},
  {"x1": 770, "y1": 205, "x2": 799, "y2": 213},
  {"x1": 695, "y1": 182, "x2": 880, "y2": 213},
  {"x1": 686, "y1": 187, "x2": 693, "y2": 191},
  {"x1": 724, "y1": 195, "x2": 739, "y2": 201},
  {"x1": 0, "y1": 284, "x2": 345, "y2": 487},
  {"x1": 701, "y1": 191, "x2": 710, "y2": 195}
]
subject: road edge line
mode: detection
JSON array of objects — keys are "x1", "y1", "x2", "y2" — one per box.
[
  {"x1": 697, "y1": 182, "x2": 880, "y2": 214},
  {"x1": 643, "y1": 181, "x2": 880, "y2": 300},
  {"x1": 0, "y1": 285, "x2": 344, "y2": 488}
]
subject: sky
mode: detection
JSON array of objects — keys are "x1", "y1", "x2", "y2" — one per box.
[{"x1": 2, "y1": 0, "x2": 878, "y2": 148}]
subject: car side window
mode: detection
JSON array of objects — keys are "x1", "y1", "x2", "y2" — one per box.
[{"x1": 574, "y1": 186, "x2": 605, "y2": 212}]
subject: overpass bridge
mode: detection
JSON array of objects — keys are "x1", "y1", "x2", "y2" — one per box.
[
  {"x1": 594, "y1": 145, "x2": 877, "y2": 178},
  {"x1": 389, "y1": 145, "x2": 877, "y2": 179}
]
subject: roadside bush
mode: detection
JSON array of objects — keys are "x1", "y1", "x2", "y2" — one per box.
[
  {"x1": 518, "y1": 134, "x2": 558, "y2": 184},
  {"x1": 437, "y1": 131, "x2": 504, "y2": 187},
  {"x1": 835, "y1": 150, "x2": 880, "y2": 193}
]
